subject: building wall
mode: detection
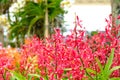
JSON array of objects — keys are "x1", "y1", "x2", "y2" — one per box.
[
  {"x1": 63, "y1": 1, "x2": 111, "y2": 36},
  {"x1": 74, "y1": 0, "x2": 110, "y2": 4}
]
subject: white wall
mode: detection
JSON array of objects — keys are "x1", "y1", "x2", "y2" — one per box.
[{"x1": 64, "y1": 4, "x2": 111, "y2": 35}]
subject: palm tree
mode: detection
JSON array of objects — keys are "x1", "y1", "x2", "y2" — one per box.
[{"x1": 8, "y1": 0, "x2": 65, "y2": 46}]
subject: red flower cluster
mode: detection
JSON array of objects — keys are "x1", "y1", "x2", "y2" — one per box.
[
  {"x1": 19, "y1": 14, "x2": 120, "y2": 79},
  {"x1": 0, "y1": 14, "x2": 120, "y2": 80},
  {"x1": 0, "y1": 47, "x2": 19, "y2": 80}
]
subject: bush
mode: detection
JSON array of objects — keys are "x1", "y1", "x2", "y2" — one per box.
[{"x1": 0, "y1": 14, "x2": 120, "y2": 80}]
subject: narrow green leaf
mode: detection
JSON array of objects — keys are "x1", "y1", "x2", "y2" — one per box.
[
  {"x1": 62, "y1": 77, "x2": 68, "y2": 80},
  {"x1": 104, "y1": 48, "x2": 115, "y2": 73},
  {"x1": 110, "y1": 66, "x2": 120, "y2": 74},
  {"x1": 95, "y1": 57, "x2": 103, "y2": 72},
  {"x1": 86, "y1": 68, "x2": 96, "y2": 74},
  {"x1": 28, "y1": 74, "x2": 40, "y2": 78},
  {"x1": 28, "y1": 74, "x2": 40, "y2": 80},
  {"x1": 9, "y1": 25, "x2": 20, "y2": 33},
  {"x1": 97, "y1": 73, "x2": 106, "y2": 80},
  {"x1": 10, "y1": 76, "x2": 16, "y2": 80},
  {"x1": 10, "y1": 71, "x2": 26, "y2": 80},
  {"x1": 110, "y1": 77, "x2": 120, "y2": 80},
  {"x1": 95, "y1": 57, "x2": 107, "y2": 80},
  {"x1": 27, "y1": 16, "x2": 40, "y2": 36}
]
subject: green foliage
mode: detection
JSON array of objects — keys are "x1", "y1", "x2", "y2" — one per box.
[
  {"x1": 0, "y1": 0, "x2": 9, "y2": 3},
  {"x1": 9, "y1": 1, "x2": 44, "y2": 39},
  {"x1": 86, "y1": 48, "x2": 120, "y2": 80},
  {"x1": 115, "y1": 0, "x2": 120, "y2": 3},
  {"x1": 0, "y1": 0, "x2": 13, "y2": 14},
  {"x1": 8, "y1": 0, "x2": 65, "y2": 46},
  {"x1": 10, "y1": 71, "x2": 26, "y2": 80},
  {"x1": 91, "y1": 31, "x2": 98, "y2": 36},
  {"x1": 9, "y1": 71, "x2": 41, "y2": 80},
  {"x1": 28, "y1": 74, "x2": 40, "y2": 80}
]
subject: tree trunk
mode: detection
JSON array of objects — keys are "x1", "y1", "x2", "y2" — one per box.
[
  {"x1": 111, "y1": 0, "x2": 120, "y2": 17},
  {"x1": 44, "y1": 0, "x2": 49, "y2": 38},
  {"x1": 111, "y1": 0, "x2": 120, "y2": 24},
  {"x1": 0, "y1": 27, "x2": 4, "y2": 45},
  {"x1": 111, "y1": 0, "x2": 117, "y2": 18}
]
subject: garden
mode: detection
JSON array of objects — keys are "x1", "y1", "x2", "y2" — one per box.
[
  {"x1": 0, "y1": 14, "x2": 120, "y2": 80},
  {"x1": 0, "y1": 0, "x2": 120, "y2": 80}
]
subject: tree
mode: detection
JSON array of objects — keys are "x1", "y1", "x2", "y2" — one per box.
[
  {"x1": 7, "y1": 0, "x2": 65, "y2": 47},
  {"x1": 111, "y1": 0, "x2": 120, "y2": 23}
]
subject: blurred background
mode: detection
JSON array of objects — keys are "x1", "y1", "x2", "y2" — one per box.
[
  {"x1": 64, "y1": 0, "x2": 111, "y2": 36},
  {"x1": 0, "y1": 0, "x2": 119, "y2": 47}
]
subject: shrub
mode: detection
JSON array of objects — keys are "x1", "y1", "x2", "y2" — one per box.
[{"x1": 0, "y1": 14, "x2": 120, "y2": 80}]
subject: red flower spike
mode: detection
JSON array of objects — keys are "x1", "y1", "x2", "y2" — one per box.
[{"x1": 1, "y1": 15, "x2": 120, "y2": 79}]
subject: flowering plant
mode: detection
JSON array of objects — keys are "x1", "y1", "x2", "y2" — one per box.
[{"x1": 0, "y1": 14, "x2": 120, "y2": 80}]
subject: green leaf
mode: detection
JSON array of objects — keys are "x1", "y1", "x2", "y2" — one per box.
[
  {"x1": 62, "y1": 77, "x2": 68, "y2": 80},
  {"x1": 28, "y1": 74, "x2": 40, "y2": 80},
  {"x1": 10, "y1": 76, "x2": 16, "y2": 80},
  {"x1": 86, "y1": 68, "x2": 96, "y2": 74},
  {"x1": 95, "y1": 57, "x2": 103, "y2": 72},
  {"x1": 110, "y1": 77, "x2": 120, "y2": 80},
  {"x1": 27, "y1": 16, "x2": 40, "y2": 36},
  {"x1": 93, "y1": 48, "x2": 115, "y2": 80},
  {"x1": 10, "y1": 71, "x2": 26, "y2": 80},
  {"x1": 0, "y1": 0, "x2": 9, "y2": 4},
  {"x1": 104, "y1": 48, "x2": 115, "y2": 75},
  {"x1": 110, "y1": 66, "x2": 120, "y2": 74},
  {"x1": 115, "y1": 0, "x2": 120, "y2": 3}
]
